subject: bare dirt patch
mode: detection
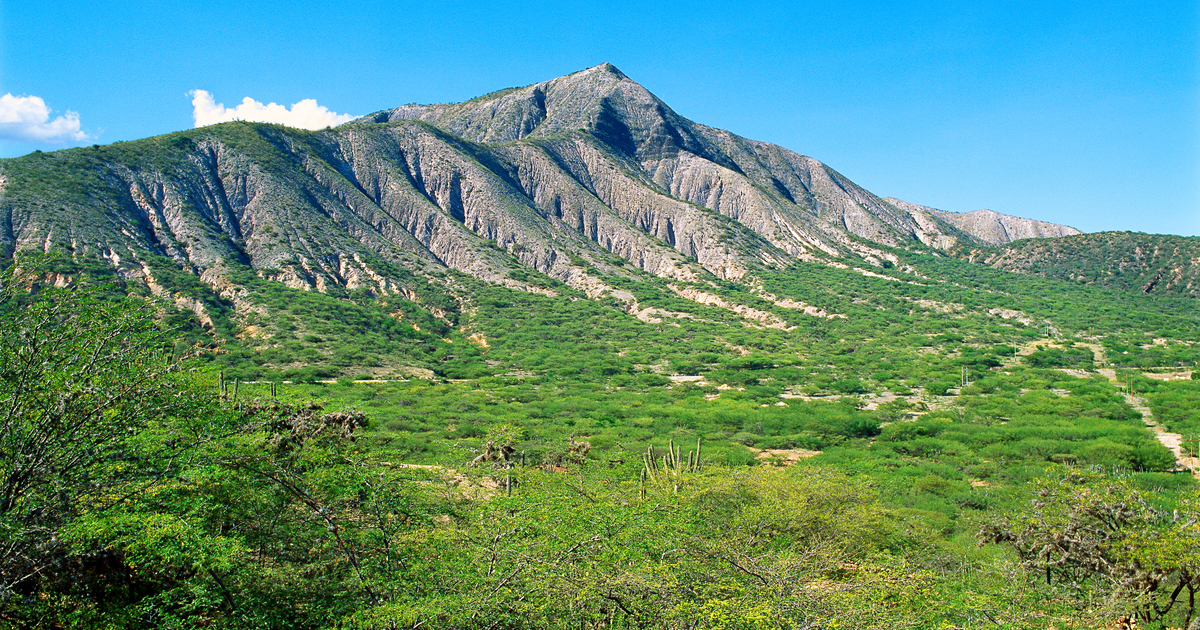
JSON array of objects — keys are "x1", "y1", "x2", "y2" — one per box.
[
  {"x1": 748, "y1": 447, "x2": 822, "y2": 466},
  {"x1": 758, "y1": 293, "x2": 845, "y2": 319},
  {"x1": 383, "y1": 463, "x2": 502, "y2": 499},
  {"x1": 1142, "y1": 371, "x2": 1194, "y2": 382},
  {"x1": 669, "y1": 285, "x2": 794, "y2": 329},
  {"x1": 987, "y1": 308, "x2": 1035, "y2": 325},
  {"x1": 911, "y1": 298, "x2": 964, "y2": 314},
  {"x1": 1057, "y1": 368, "x2": 1093, "y2": 379}
]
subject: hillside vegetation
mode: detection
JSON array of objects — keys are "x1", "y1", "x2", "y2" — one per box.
[
  {"x1": 969, "y1": 231, "x2": 1200, "y2": 299},
  {"x1": 4, "y1": 242, "x2": 1198, "y2": 628}
]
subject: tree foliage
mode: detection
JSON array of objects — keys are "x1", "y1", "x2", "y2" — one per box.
[
  {"x1": 980, "y1": 470, "x2": 1200, "y2": 628},
  {"x1": 0, "y1": 267, "x2": 204, "y2": 609}
]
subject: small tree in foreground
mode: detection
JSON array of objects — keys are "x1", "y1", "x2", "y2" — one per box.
[{"x1": 979, "y1": 470, "x2": 1200, "y2": 629}]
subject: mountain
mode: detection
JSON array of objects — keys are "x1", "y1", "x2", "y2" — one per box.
[
  {"x1": 368, "y1": 63, "x2": 1079, "y2": 254},
  {"x1": 883, "y1": 198, "x2": 1081, "y2": 247},
  {"x1": 0, "y1": 63, "x2": 1080, "y2": 305}
]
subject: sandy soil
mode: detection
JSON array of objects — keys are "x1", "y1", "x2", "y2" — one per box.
[{"x1": 748, "y1": 447, "x2": 823, "y2": 466}]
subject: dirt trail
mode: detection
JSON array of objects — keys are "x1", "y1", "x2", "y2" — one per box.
[
  {"x1": 1118, "y1": 390, "x2": 1199, "y2": 477},
  {"x1": 1013, "y1": 339, "x2": 1197, "y2": 476},
  {"x1": 1085, "y1": 348, "x2": 1199, "y2": 478}
]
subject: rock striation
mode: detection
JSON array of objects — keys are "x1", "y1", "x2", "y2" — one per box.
[{"x1": 0, "y1": 63, "x2": 1081, "y2": 303}]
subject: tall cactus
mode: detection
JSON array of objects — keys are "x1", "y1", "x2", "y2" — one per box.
[{"x1": 641, "y1": 438, "x2": 704, "y2": 495}]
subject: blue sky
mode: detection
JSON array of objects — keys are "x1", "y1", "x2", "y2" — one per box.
[{"x1": 2, "y1": 0, "x2": 1197, "y2": 236}]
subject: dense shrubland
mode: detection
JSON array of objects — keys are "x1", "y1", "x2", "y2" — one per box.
[{"x1": 2, "y1": 244, "x2": 1198, "y2": 628}]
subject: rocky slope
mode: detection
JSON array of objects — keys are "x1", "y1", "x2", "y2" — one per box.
[
  {"x1": 370, "y1": 63, "x2": 1079, "y2": 256},
  {"x1": 885, "y1": 198, "x2": 1081, "y2": 246},
  {"x1": 0, "y1": 63, "x2": 1082, "y2": 308}
]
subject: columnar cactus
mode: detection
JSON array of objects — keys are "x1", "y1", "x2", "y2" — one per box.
[{"x1": 641, "y1": 438, "x2": 703, "y2": 495}]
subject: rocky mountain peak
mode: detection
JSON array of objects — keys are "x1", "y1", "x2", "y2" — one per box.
[
  {"x1": 586, "y1": 62, "x2": 628, "y2": 79},
  {"x1": 363, "y1": 62, "x2": 680, "y2": 151}
]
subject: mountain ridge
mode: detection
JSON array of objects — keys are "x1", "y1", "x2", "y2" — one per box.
[
  {"x1": 367, "y1": 63, "x2": 1079, "y2": 252},
  {"x1": 884, "y1": 197, "x2": 1081, "y2": 247},
  {"x1": 0, "y1": 63, "x2": 1085, "y2": 306},
  {"x1": 968, "y1": 231, "x2": 1200, "y2": 298}
]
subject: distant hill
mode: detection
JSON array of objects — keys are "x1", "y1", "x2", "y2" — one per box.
[
  {"x1": 966, "y1": 232, "x2": 1200, "y2": 298},
  {"x1": 884, "y1": 198, "x2": 1081, "y2": 247}
]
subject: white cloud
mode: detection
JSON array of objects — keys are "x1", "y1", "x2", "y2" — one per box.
[
  {"x1": 190, "y1": 90, "x2": 355, "y2": 130},
  {"x1": 0, "y1": 93, "x2": 89, "y2": 143}
]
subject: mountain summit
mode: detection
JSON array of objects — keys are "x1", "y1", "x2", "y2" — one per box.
[
  {"x1": 0, "y1": 64, "x2": 1077, "y2": 299},
  {"x1": 369, "y1": 63, "x2": 1077, "y2": 254}
]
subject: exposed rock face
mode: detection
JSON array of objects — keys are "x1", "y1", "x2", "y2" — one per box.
[
  {"x1": 885, "y1": 198, "x2": 1081, "y2": 246},
  {"x1": 0, "y1": 63, "x2": 1082, "y2": 302},
  {"x1": 370, "y1": 63, "x2": 971, "y2": 256}
]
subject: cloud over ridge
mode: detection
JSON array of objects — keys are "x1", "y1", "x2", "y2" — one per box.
[
  {"x1": 0, "y1": 94, "x2": 88, "y2": 143},
  {"x1": 190, "y1": 90, "x2": 355, "y2": 130}
]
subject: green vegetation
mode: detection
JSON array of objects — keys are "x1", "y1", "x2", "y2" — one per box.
[
  {"x1": 1144, "y1": 377, "x2": 1200, "y2": 456},
  {"x1": 973, "y1": 231, "x2": 1200, "y2": 299},
  {"x1": 2, "y1": 228, "x2": 1198, "y2": 628},
  {"x1": 981, "y1": 470, "x2": 1200, "y2": 628}
]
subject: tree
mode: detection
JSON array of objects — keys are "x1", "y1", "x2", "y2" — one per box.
[
  {"x1": 979, "y1": 470, "x2": 1200, "y2": 629},
  {"x1": 0, "y1": 265, "x2": 204, "y2": 614}
]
